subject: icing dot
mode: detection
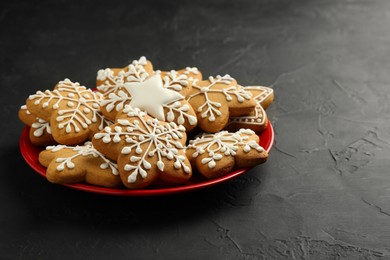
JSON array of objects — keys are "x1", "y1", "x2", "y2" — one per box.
[
  {"x1": 208, "y1": 160, "x2": 216, "y2": 168},
  {"x1": 243, "y1": 145, "x2": 251, "y2": 153},
  {"x1": 68, "y1": 93, "x2": 75, "y2": 98}
]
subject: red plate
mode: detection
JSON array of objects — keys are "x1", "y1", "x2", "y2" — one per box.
[{"x1": 19, "y1": 123, "x2": 274, "y2": 196}]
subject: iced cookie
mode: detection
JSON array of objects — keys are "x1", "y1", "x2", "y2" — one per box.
[
  {"x1": 39, "y1": 142, "x2": 122, "y2": 188},
  {"x1": 156, "y1": 67, "x2": 202, "y2": 98},
  {"x1": 18, "y1": 105, "x2": 56, "y2": 146},
  {"x1": 186, "y1": 129, "x2": 268, "y2": 179},
  {"x1": 187, "y1": 75, "x2": 256, "y2": 133},
  {"x1": 26, "y1": 79, "x2": 112, "y2": 145},
  {"x1": 225, "y1": 86, "x2": 274, "y2": 133},
  {"x1": 92, "y1": 106, "x2": 192, "y2": 189},
  {"x1": 97, "y1": 57, "x2": 199, "y2": 130}
]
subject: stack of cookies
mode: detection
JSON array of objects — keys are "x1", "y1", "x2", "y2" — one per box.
[{"x1": 19, "y1": 57, "x2": 274, "y2": 189}]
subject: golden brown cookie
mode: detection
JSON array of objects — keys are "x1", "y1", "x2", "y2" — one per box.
[
  {"x1": 187, "y1": 75, "x2": 256, "y2": 133},
  {"x1": 18, "y1": 105, "x2": 56, "y2": 146},
  {"x1": 39, "y1": 142, "x2": 122, "y2": 188},
  {"x1": 157, "y1": 67, "x2": 202, "y2": 98},
  {"x1": 186, "y1": 129, "x2": 268, "y2": 179},
  {"x1": 96, "y1": 57, "x2": 199, "y2": 131},
  {"x1": 225, "y1": 86, "x2": 274, "y2": 133},
  {"x1": 26, "y1": 79, "x2": 112, "y2": 145},
  {"x1": 92, "y1": 106, "x2": 192, "y2": 189}
]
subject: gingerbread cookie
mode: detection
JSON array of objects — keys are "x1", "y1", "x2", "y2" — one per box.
[
  {"x1": 186, "y1": 129, "x2": 268, "y2": 179},
  {"x1": 39, "y1": 142, "x2": 122, "y2": 188},
  {"x1": 26, "y1": 79, "x2": 112, "y2": 145},
  {"x1": 187, "y1": 75, "x2": 256, "y2": 133},
  {"x1": 92, "y1": 106, "x2": 192, "y2": 189},
  {"x1": 96, "y1": 57, "x2": 199, "y2": 130},
  {"x1": 156, "y1": 67, "x2": 202, "y2": 98},
  {"x1": 18, "y1": 105, "x2": 56, "y2": 146},
  {"x1": 225, "y1": 86, "x2": 274, "y2": 133}
]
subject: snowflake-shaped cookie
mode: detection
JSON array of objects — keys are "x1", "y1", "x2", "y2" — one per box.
[
  {"x1": 96, "y1": 57, "x2": 199, "y2": 130},
  {"x1": 18, "y1": 105, "x2": 55, "y2": 146},
  {"x1": 186, "y1": 129, "x2": 268, "y2": 179},
  {"x1": 187, "y1": 75, "x2": 257, "y2": 133},
  {"x1": 39, "y1": 141, "x2": 121, "y2": 188},
  {"x1": 26, "y1": 79, "x2": 112, "y2": 145},
  {"x1": 226, "y1": 86, "x2": 274, "y2": 133},
  {"x1": 92, "y1": 106, "x2": 192, "y2": 189}
]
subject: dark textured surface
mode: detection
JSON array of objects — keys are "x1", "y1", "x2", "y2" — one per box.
[{"x1": 2, "y1": 0, "x2": 390, "y2": 259}]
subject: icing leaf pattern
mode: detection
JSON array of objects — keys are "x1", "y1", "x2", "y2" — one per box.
[
  {"x1": 29, "y1": 79, "x2": 110, "y2": 134},
  {"x1": 97, "y1": 56, "x2": 149, "y2": 95},
  {"x1": 188, "y1": 75, "x2": 252, "y2": 122},
  {"x1": 97, "y1": 57, "x2": 197, "y2": 128},
  {"x1": 187, "y1": 129, "x2": 264, "y2": 169},
  {"x1": 46, "y1": 141, "x2": 119, "y2": 175},
  {"x1": 94, "y1": 106, "x2": 190, "y2": 183}
]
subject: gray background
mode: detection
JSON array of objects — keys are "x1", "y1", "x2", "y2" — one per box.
[{"x1": 2, "y1": 0, "x2": 390, "y2": 259}]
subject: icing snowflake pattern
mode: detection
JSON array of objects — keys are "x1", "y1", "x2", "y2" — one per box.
[
  {"x1": 47, "y1": 141, "x2": 118, "y2": 175},
  {"x1": 97, "y1": 57, "x2": 197, "y2": 128},
  {"x1": 97, "y1": 56, "x2": 149, "y2": 96},
  {"x1": 188, "y1": 75, "x2": 252, "y2": 122},
  {"x1": 29, "y1": 79, "x2": 109, "y2": 133},
  {"x1": 187, "y1": 129, "x2": 264, "y2": 169},
  {"x1": 94, "y1": 106, "x2": 190, "y2": 183}
]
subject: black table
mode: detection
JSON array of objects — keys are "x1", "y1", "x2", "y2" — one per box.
[{"x1": 2, "y1": 0, "x2": 390, "y2": 259}]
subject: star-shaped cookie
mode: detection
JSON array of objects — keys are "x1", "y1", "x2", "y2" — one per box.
[
  {"x1": 92, "y1": 106, "x2": 192, "y2": 189},
  {"x1": 96, "y1": 57, "x2": 200, "y2": 130}
]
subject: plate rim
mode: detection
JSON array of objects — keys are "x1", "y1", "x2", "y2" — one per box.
[{"x1": 19, "y1": 123, "x2": 274, "y2": 196}]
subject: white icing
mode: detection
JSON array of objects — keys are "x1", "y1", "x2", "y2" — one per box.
[
  {"x1": 97, "y1": 56, "x2": 149, "y2": 95},
  {"x1": 184, "y1": 67, "x2": 199, "y2": 75},
  {"x1": 187, "y1": 129, "x2": 264, "y2": 169},
  {"x1": 124, "y1": 74, "x2": 184, "y2": 121},
  {"x1": 21, "y1": 105, "x2": 52, "y2": 136},
  {"x1": 161, "y1": 70, "x2": 189, "y2": 92},
  {"x1": 94, "y1": 106, "x2": 190, "y2": 183},
  {"x1": 28, "y1": 79, "x2": 111, "y2": 134},
  {"x1": 98, "y1": 59, "x2": 197, "y2": 128},
  {"x1": 32, "y1": 118, "x2": 51, "y2": 137},
  {"x1": 20, "y1": 105, "x2": 31, "y2": 115},
  {"x1": 228, "y1": 86, "x2": 273, "y2": 126},
  {"x1": 46, "y1": 141, "x2": 118, "y2": 175},
  {"x1": 188, "y1": 75, "x2": 252, "y2": 122}
]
